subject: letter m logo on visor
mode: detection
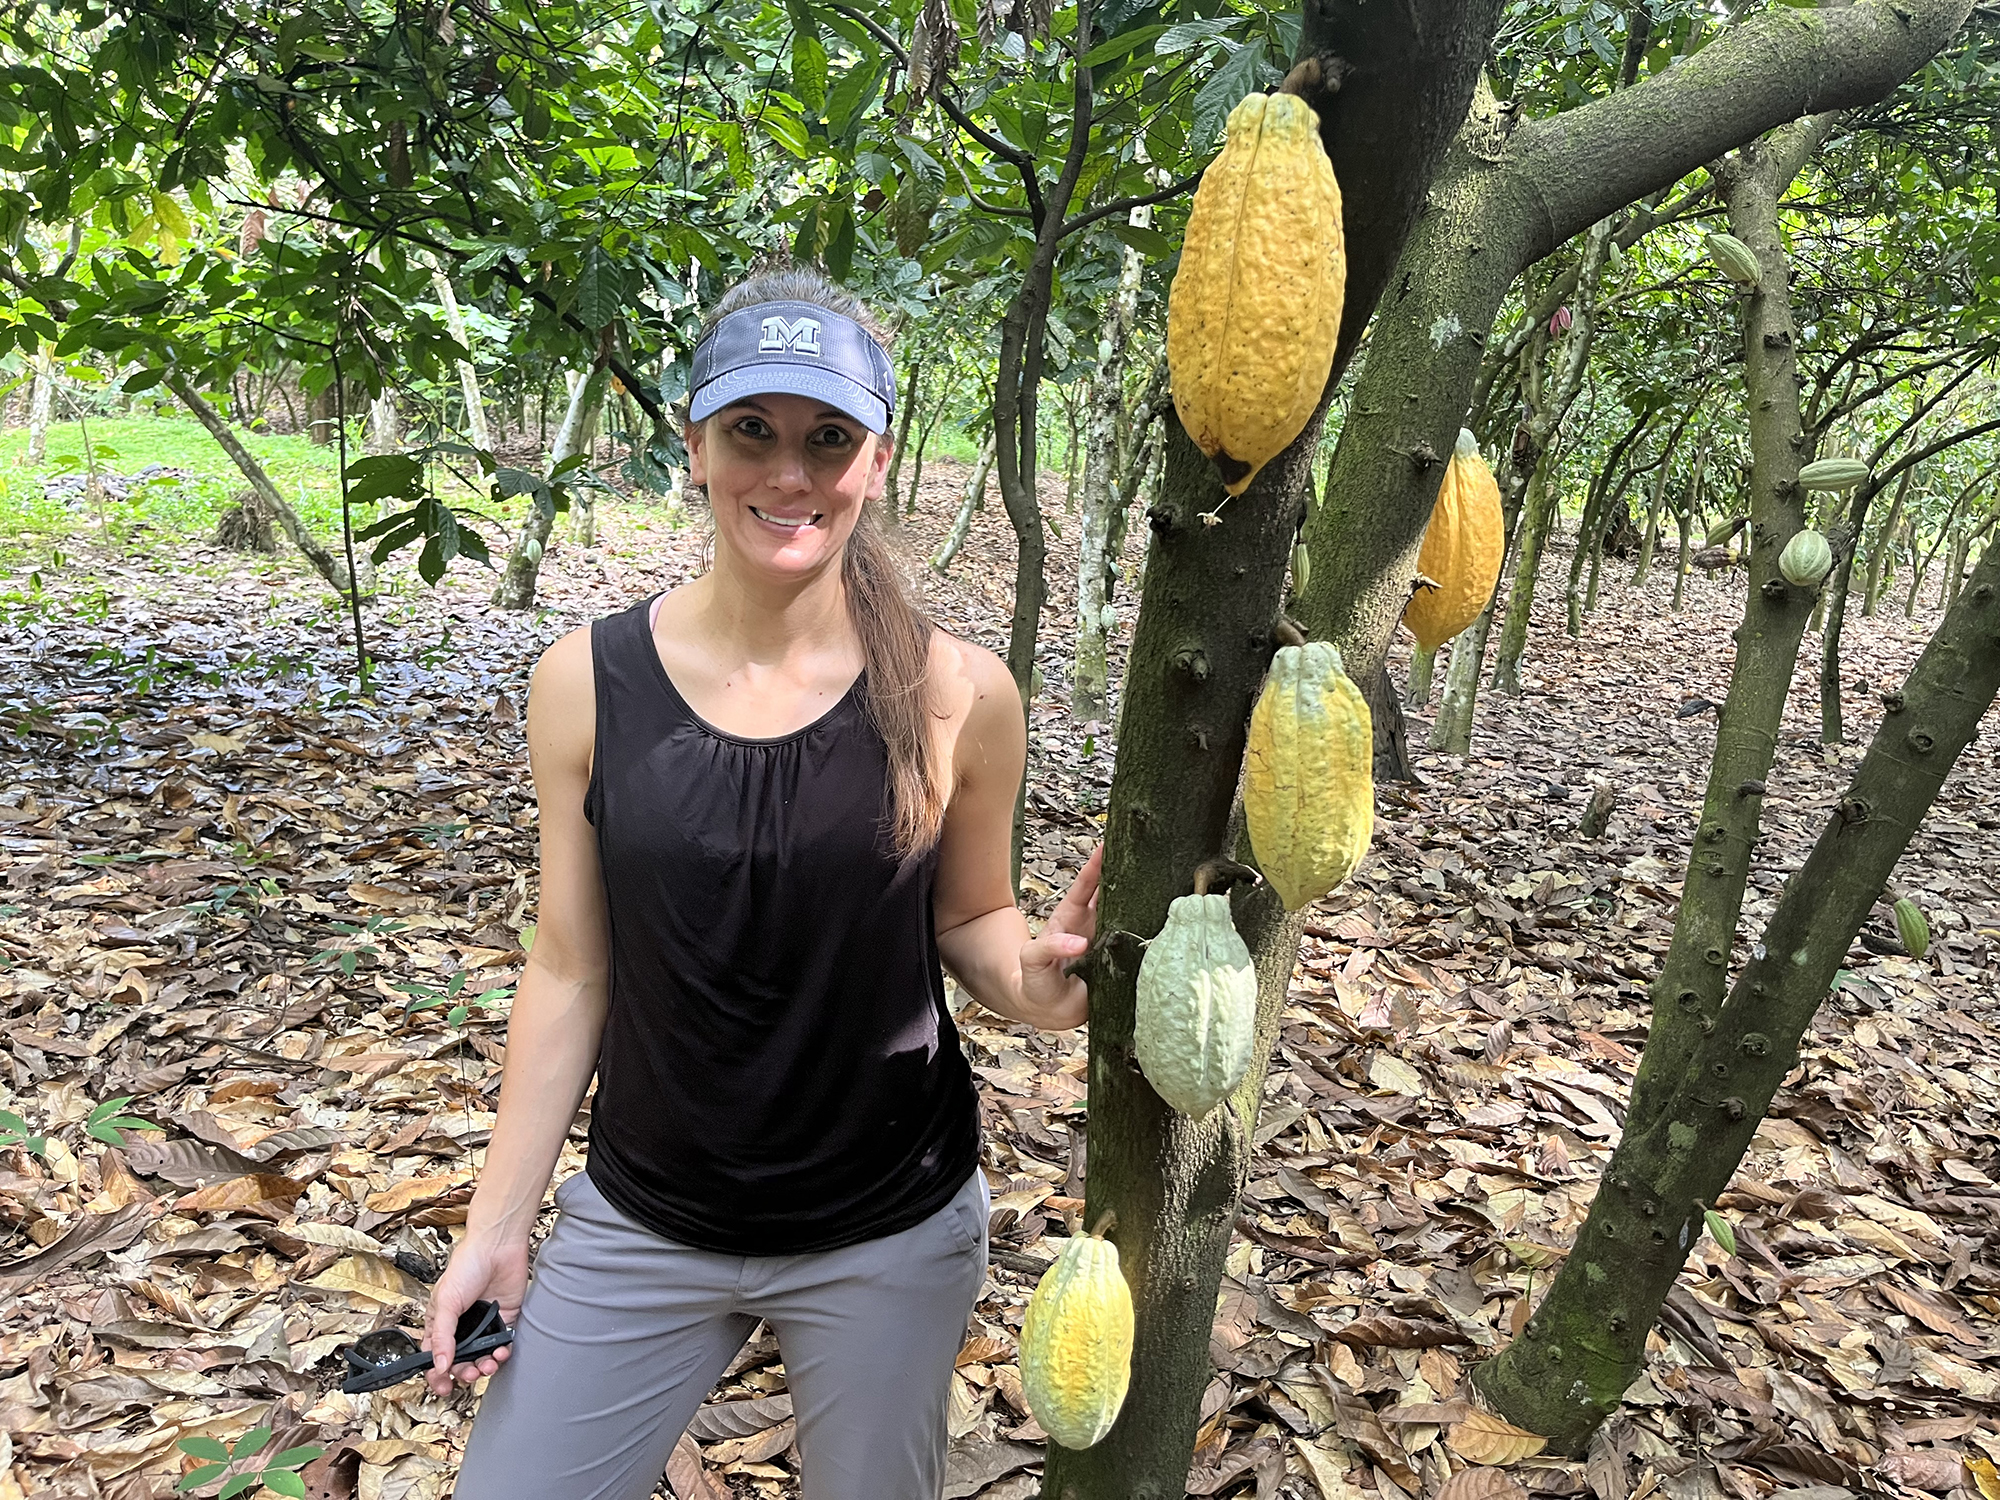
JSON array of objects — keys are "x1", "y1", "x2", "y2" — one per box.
[{"x1": 758, "y1": 316, "x2": 823, "y2": 356}]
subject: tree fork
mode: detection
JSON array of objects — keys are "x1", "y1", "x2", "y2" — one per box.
[{"x1": 1477, "y1": 536, "x2": 2000, "y2": 1451}]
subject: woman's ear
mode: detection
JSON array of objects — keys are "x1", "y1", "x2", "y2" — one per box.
[
  {"x1": 864, "y1": 430, "x2": 893, "y2": 499},
  {"x1": 685, "y1": 417, "x2": 707, "y2": 485}
]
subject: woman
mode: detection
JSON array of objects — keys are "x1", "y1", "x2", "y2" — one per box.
[{"x1": 424, "y1": 266, "x2": 1103, "y2": 1500}]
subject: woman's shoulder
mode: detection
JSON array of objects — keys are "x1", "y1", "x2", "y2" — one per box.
[{"x1": 927, "y1": 627, "x2": 1011, "y2": 705}]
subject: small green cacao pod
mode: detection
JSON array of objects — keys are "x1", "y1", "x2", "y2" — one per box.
[
  {"x1": 1893, "y1": 897, "x2": 1930, "y2": 960},
  {"x1": 1135, "y1": 893, "x2": 1258, "y2": 1118},
  {"x1": 1020, "y1": 1225, "x2": 1134, "y2": 1449},
  {"x1": 1798, "y1": 457, "x2": 1869, "y2": 491},
  {"x1": 1292, "y1": 540, "x2": 1311, "y2": 595},
  {"x1": 1705, "y1": 514, "x2": 1747, "y2": 548},
  {"x1": 1705, "y1": 233, "x2": 1762, "y2": 288},
  {"x1": 1778, "y1": 529, "x2": 1833, "y2": 588}
]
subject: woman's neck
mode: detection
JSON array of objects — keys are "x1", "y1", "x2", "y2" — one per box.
[{"x1": 687, "y1": 552, "x2": 858, "y2": 670}]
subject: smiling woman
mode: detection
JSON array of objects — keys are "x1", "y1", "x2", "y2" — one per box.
[{"x1": 421, "y1": 265, "x2": 1106, "y2": 1500}]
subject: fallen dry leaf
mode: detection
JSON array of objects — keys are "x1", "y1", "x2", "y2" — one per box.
[{"x1": 1447, "y1": 1411, "x2": 1550, "y2": 1466}]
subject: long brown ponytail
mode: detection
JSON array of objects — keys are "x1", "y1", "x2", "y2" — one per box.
[{"x1": 692, "y1": 266, "x2": 950, "y2": 861}]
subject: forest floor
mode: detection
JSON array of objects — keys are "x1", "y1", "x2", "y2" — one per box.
[{"x1": 1, "y1": 448, "x2": 1997, "y2": 1500}]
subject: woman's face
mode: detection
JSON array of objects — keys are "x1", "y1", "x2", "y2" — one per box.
[{"x1": 687, "y1": 391, "x2": 891, "y2": 580}]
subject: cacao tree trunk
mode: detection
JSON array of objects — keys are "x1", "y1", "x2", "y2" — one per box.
[
  {"x1": 930, "y1": 431, "x2": 995, "y2": 574},
  {"x1": 882, "y1": 355, "x2": 923, "y2": 526},
  {"x1": 1405, "y1": 643, "x2": 1437, "y2": 706},
  {"x1": 1476, "y1": 533, "x2": 2000, "y2": 1450},
  {"x1": 1862, "y1": 470, "x2": 1910, "y2": 615},
  {"x1": 164, "y1": 368, "x2": 371, "y2": 596},
  {"x1": 26, "y1": 346, "x2": 55, "y2": 465},
  {"x1": 365, "y1": 389, "x2": 401, "y2": 458},
  {"x1": 1074, "y1": 235, "x2": 1149, "y2": 723},
  {"x1": 493, "y1": 354, "x2": 608, "y2": 609},
  {"x1": 432, "y1": 267, "x2": 492, "y2": 453}
]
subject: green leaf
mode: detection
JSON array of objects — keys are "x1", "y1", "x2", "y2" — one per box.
[
  {"x1": 219, "y1": 1473, "x2": 263, "y2": 1499},
  {"x1": 179, "y1": 1437, "x2": 231, "y2": 1463},
  {"x1": 1156, "y1": 18, "x2": 1240, "y2": 54},
  {"x1": 268, "y1": 1447, "x2": 325, "y2": 1473},
  {"x1": 263, "y1": 1469, "x2": 308, "y2": 1497},
  {"x1": 175, "y1": 1462, "x2": 228, "y2": 1490},
  {"x1": 574, "y1": 245, "x2": 625, "y2": 330},
  {"x1": 1190, "y1": 38, "x2": 1267, "y2": 154},
  {"x1": 231, "y1": 1426, "x2": 274, "y2": 1461},
  {"x1": 122, "y1": 367, "x2": 165, "y2": 393},
  {"x1": 791, "y1": 33, "x2": 828, "y2": 114},
  {"x1": 1703, "y1": 1208, "x2": 1737, "y2": 1258},
  {"x1": 1108, "y1": 221, "x2": 1174, "y2": 258},
  {"x1": 1083, "y1": 24, "x2": 1168, "y2": 66}
]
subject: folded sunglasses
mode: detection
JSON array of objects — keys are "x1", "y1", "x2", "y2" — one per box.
[{"x1": 338, "y1": 1299, "x2": 514, "y2": 1394}]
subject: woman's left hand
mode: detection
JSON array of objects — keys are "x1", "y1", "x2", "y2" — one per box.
[{"x1": 1019, "y1": 843, "x2": 1102, "y2": 1029}]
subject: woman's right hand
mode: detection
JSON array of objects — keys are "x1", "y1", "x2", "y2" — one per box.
[{"x1": 423, "y1": 1233, "x2": 530, "y2": 1397}]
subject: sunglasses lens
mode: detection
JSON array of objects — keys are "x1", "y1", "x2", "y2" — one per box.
[{"x1": 454, "y1": 1302, "x2": 496, "y2": 1341}]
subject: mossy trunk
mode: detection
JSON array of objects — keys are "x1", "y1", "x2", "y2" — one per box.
[
  {"x1": 1405, "y1": 643, "x2": 1438, "y2": 707},
  {"x1": 930, "y1": 430, "x2": 995, "y2": 574},
  {"x1": 1489, "y1": 458, "x2": 1561, "y2": 696},
  {"x1": 1073, "y1": 240, "x2": 1147, "y2": 724},
  {"x1": 1476, "y1": 535, "x2": 2000, "y2": 1452},
  {"x1": 1818, "y1": 471, "x2": 1897, "y2": 744},
  {"x1": 26, "y1": 346, "x2": 56, "y2": 465}
]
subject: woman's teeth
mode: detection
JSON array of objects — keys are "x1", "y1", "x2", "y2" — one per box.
[{"x1": 751, "y1": 507, "x2": 820, "y2": 529}]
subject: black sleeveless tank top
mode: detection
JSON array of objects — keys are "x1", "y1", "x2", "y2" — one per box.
[{"x1": 579, "y1": 596, "x2": 980, "y2": 1255}]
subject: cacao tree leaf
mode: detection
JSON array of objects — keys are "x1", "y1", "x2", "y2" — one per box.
[{"x1": 1703, "y1": 1208, "x2": 1737, "y2": 1257}]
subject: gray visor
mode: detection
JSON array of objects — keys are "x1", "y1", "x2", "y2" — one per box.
[{"x1": 689, "y1": 300, "x2": 897, "y2": 433}]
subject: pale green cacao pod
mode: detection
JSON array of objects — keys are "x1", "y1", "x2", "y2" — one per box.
[
  {"x1": 1778, "y1": 529, "x2": 1833, "y2": 588},
  {"x1": 1705, "y1": 232, "x2": 1762, "y2": 288},
  {"x1": 1020, "y1": 1226, "x2": 1133, "y2": 1449},
  {"x1": 1798, "y1": 458, "x2": 1869, "y2": 491},
  {"x1": 1135, "y1": 893, "x2": 1258, "y2": 1118},
  {"x1": 1894, "y1": 897, "x2": 1930, "y2": 960},
  {"x1": 1292, "y1": 540, "x2": 1311, "y2": 595}
]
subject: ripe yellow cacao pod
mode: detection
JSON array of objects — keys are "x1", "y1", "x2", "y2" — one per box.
[
  {"x1": 1168, "y1": 92, "x2": 1345, "y2": 497},
  {"x1": 1893, "y1": 896, "x2": 1930, "y2": 959},
  {"x1": 1778, "y1": 529, "x2": 1833, "y2": 588},
  {"x1": 1403, "y1": 429, "x2": 1504, "y2": 651},
  {"x1": 1798, "y1": 458, "x2": 1869, "y2": 491},
  {"x1": 1705, "y1": 232, "x2": 1762, "y2": 289},
  {"x1": 1020, "y1": 1224, "x2": 1134, "y2": 1450},
  {"x1": 1136, "y1": 893, "x2": 1258, "y2": 1118},
  {"x1": 1245, "y1": 641, "x2": 1372, "y2": 910}
]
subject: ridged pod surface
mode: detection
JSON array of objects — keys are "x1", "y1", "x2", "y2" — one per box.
[
  {"x1": 1404, "y1": 430, "x2": 1504, "y2": 651},
  {"x1": 1167, "y1": 92, "x2": 1345, "y2": 496},
  {"x1": 1894, "y1": 897, "x2": 1930, "y2": 960},
  {"x1": 1020, "y1": 1228, "x2": 1134, "y2": 1450},
  {"x1": 1135, "y1": 893, "x2": 1258, "y2": 1118},
  {"x1": 1778, "y1": 529, "x2": 1833, "y2": 588},
  {"x1": 1705, "y1": 232, "x2": 1762, "y2": 288},
  {"x1": 1798, "y1": 458, "x2": 1869, "y2": 491},
  {"x1": 1245, "y1": 641, "x2": 1373, "y2": 910}
]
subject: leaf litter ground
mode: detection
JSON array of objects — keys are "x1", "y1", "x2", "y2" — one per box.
[{"x1": 1, "y1": 465, "x2": 1995, "y2": 1500}]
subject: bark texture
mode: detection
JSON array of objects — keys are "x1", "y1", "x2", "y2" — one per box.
[
  {"x1": 432, "y1": 268, "x2": 491, "y2": 453},
  {"x1": 1476, "y1": 536, "x2": 2000, "y2": 1449},
  {"x1": 164, "y1": 368, "x2": 368, "y2": 596},
  {"x1": 493, "y1": 355, "x2": 607, "y2": 609}
]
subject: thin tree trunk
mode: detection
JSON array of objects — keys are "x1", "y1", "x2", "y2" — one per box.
[
  {"x1": 26, "y1": 346, "x2": 56, "y2": 464},
  {"x1": 930, "y1": 431, "x2": 995, "y2": 574},
  {"x1": 1816, "y1": 473, "x2": 1896, "y2": 745},
  {"x1": 432, "y1": 268, "x2": 492, "y2": 452},
  {"x1": 1073, "y1": 238, "x2": 1147, "y2": 722},
  {"x1": 365, "y1": 390, "x2": 401, "y2": 458},
  {"x1": 494, "y1": 353, "x2": 608, "y2": 609},
  {"x1": 1863, "y1": 470, "x2": 1911, "y2": 615},
  {"x1": 1405, "y1": 643, "x2": 1438, "y2": 706},
  {"x1": 882, "y1": 356, "x2": 923, "y2": 527},
  {"x1": 163, "y1": 368, "x2": 370, "y2": 595},
  {"x1": 906, "y1": 379, "x2": 953, "y2": 521}
]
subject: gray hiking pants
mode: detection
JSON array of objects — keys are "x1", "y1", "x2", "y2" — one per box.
[{"x1": 451, "y1": 1166, "x2": 991, "y2": 1500}]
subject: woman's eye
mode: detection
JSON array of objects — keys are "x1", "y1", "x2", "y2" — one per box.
[
  {"x1": 732, "y1": 417, "x2": 771, "y2": 438},
  {"x1": 815, "y1": 426, "x2": 855, "y2": 448}
]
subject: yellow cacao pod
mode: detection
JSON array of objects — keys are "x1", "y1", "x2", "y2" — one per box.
[
  {"x1": 1167, "y1": 92, "x2": 1345, "y2": 497},
  {"x1": 1893, "y1": 896, "x2": 1930, "y2": 960},
  {"x1": 1136, "y1": 893, "x2": 1258, "y2": 1118},
  {"x1": 1403, "y1": 430, "x2": 1504, "y2": 651},
  {"x1": 1020, "y1": 1225, "x2": 1134, "y2": 1450},
  {"x1": 1244, "y1": 641, "x2": 1372, "y2": 910}
]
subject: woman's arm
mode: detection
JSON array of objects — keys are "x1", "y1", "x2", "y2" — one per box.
[
  {"x1": 931, "y1": 638, "x2": 1099, "y2": 1031},
  {"x1": 424, "y1": 626, "x2": 611, "y2": 1391}
]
